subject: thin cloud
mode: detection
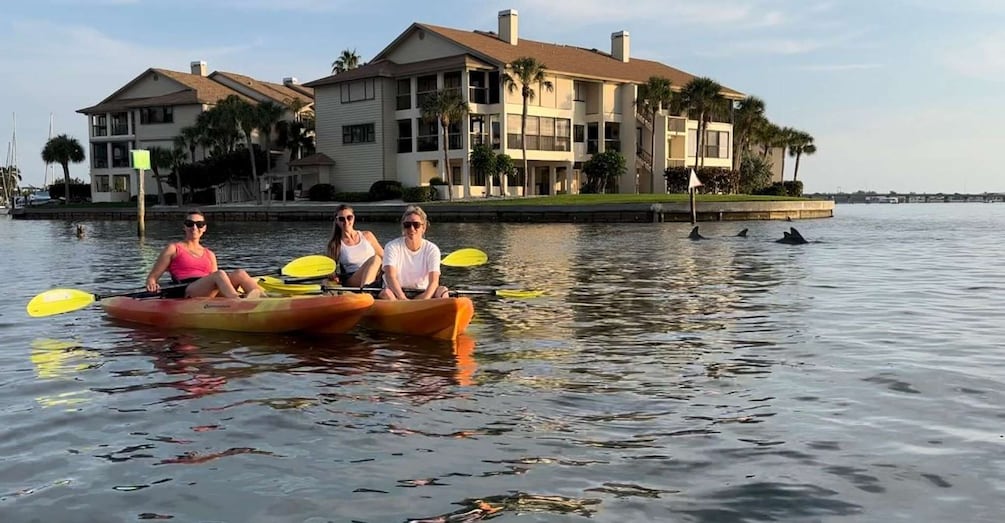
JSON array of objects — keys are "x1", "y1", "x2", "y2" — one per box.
[
  {"x1": 510, "y1": 0, "x2": 788, "y2": 28},
  {"x1": 940, "y1": 31, "x2": 1005, "y2": 82},
  {"x1": 797, "y1": 63, "x2": 882, "y2": 72}
]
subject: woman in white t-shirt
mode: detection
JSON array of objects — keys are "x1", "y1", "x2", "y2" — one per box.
[
  {"x1": 325, "y1": 204, "x2": 384, "y2": 287},
  {"x1": 379, "y1": 205, "x2": 450, "y2": 300}
]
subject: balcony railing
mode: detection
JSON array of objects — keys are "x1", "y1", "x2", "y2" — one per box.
[
  {"x1": 111, "y1": 124, "x2": 129, "y2": 136},
  {"x1": 469, "y1": 86, "x2": 488, "y2": 104}
]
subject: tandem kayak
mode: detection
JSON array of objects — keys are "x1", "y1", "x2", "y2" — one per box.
[
  {"x1": 311, "y1": 296, "x2": 474, "y2": 341},
  {"x1": 101, "y1": 293, "x2": 375, "y2": 333}
]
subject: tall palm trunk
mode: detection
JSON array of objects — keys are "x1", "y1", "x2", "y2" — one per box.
[
  {"x1": 441, "y1": 116, "x2": 452, "y2": 201},
  {"x1": 521, "y1": 92, "x2": 529, "y2": 196},
  {"x1": 793, "y1": 152, "x2": 802, "y2": 183},
  {"x1": 60, "y1": 162, "x2": 70, "y2": 203},
  {"x1": 175, "y1": 169, "x2": 183, "y2": 206},
  {"x1": 650, "y1": 107, "x2": 658, "y2": 193},
  {"x1": 243, "y1": 132, "x2": 260, "y2": 204}
]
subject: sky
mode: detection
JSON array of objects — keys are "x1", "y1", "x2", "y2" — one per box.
[{"x1": 0, "y1": 0, "x2": 1001, "y2": 193}]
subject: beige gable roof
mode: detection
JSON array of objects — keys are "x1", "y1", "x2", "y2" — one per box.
[
  {"x1": 368, "y1": 23, "x2": 742, "y2": 98},
  {"x1": 210, "y1": 71, "x2": 314, "y2": 105},
  {"x1": 77, "y1": 67, "x2": 295, "y2": 114}
]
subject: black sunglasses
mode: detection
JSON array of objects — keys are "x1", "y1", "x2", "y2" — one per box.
[
  {"x1": 402, "y1": 221, "x2": 423, "y2": 229},
  {"x1": 184, "y1": 220, "x2": 207, "y2": 228},
  {"x1": 336, "y1": 215, "x2": 354, "y2": 223}
]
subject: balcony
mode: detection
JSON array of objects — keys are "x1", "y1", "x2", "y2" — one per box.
[{"x1": 668, "y1": 118, "x2": 686, "y2": 133}]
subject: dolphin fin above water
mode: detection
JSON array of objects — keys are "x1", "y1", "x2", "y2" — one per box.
[
  {"x1": 736, "y1": 228, "x2": 748, "y2": 237},
  {"x1": 688, "y1": 226, "x2": 706, "y2": 240},
  {"x1": 776, "y1": 227, "x2": 808, "y2": 245}
]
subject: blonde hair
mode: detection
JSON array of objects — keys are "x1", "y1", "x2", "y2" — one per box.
[{"x1": 401, "y1": 205, "x2": 428, "y2": 227}]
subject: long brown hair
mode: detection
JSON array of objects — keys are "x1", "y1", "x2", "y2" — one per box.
[{"x1": 326, "y1": 204, "x2": 354, "y2": 264}]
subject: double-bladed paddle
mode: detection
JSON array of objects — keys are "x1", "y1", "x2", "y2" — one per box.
[{"x1": 25, "y1": 254, "x2": 337, "y2": 318}]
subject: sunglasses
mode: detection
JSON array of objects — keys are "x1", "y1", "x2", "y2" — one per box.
[
  {"x1": 184, "y1": 220, "x2": 207, "y2": 229},
  {"x1": 336, "y1": 215, "x2": 354, "y2": 223},
  {"x1": 402, "y1": 221, "x2": 423, "y2": 230}
]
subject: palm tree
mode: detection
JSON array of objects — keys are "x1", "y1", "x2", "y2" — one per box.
[
  {"x1": 637, "y1": 76, "x2": 674, "y2": 193},
  {"x1": 147, "y1": 146, "x2": 172, "y2": 205},
  {"x1": 41, "y1": 134, "x2": 85, "y2": 204},
  {"x1": 276, "y1": 120, "x2": 314, "y2": 164},
  {"x1": 331, "y1": 48, "x2": 361, "y2": 74},
  {"x1": 421, "y1": 88, "x2": 469, "y2": 201},
  {"x1": 216, "y1": 95, "x2": 262, "y2": 203},
  {"x1": 256, "y1": 101, "x2": 284, "y2": 173},
  {"x1": 732, "y1": 96, "x2": 766, "y2": 170},
  {"x1": 469, "y1": 143, "x2": 496, "y2": 196},
  {"x1": 787, "y1": 130, "x2": 816, "y2": 183},
  {"x1": 679, "y1": 77, "x2": 724, "y2": 172},
  {"x1": 503, "y1": 57, "x2": 554, "y2": 196},
  {"x1": 174, "y1": 126, "x2": 201, "y2": 163},
  {"x1": 168, "y1": 147, "x2": 187, "y2": 205}
]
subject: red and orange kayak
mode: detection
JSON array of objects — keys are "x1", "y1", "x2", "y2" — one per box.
[
  {"x1": 311, "y1": 296, "x2": 474, "y2": 341},
  {"x1": 101, "y1": 293, "x2": 374, "y2": 333}
]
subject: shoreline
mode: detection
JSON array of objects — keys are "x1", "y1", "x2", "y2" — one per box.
[{"x1": 9, "y1": 199, "x2": 834, "y2": 223}]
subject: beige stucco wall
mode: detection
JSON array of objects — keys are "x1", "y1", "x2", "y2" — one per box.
[
  {"x1": 384, "y1": 30, "x2": 466, "y2": 64},
  {"x1": 118, "y1": 72, "x2": 190, "y2": 99}
]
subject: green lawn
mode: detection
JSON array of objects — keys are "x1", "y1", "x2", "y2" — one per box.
[{"x1": 429, "y1": 193, "x2": 808, "y2": 206}]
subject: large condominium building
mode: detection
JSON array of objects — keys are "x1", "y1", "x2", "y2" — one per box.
[
  {"x1": 303, "y1": 9, "x2": 743, "y2": 197},
  {"x1": 77, "y1": 61, "x2": 313, "y2": 203}
]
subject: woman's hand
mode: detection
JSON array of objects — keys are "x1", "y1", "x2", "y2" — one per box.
[{"x1": 146, "y1": 278, "x2": 160, "y2": 292}]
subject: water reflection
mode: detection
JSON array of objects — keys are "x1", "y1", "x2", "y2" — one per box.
[{"x1": 29, "y1": 338, "x2": 99, "y2": 408}]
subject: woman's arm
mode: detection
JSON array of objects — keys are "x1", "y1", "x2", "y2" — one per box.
[
  {"x1": 383, "y1": 265, "x2": 409, "y2": 300},
  {"x1": 364, "y1": 231, "x2": 384, "y2": 258},
  {"x1": 208, "y1": 250, "x2": 219, "y2": 272},
  {"x1": 145, "y1": 244, "x2": 177, "y2": 291}
]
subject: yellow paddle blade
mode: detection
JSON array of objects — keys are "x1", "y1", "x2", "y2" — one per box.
[
  {"x1": 495, "y1": 289, "x2": 546, "y2": 299},
  {"x1": 27, "y1": 289, "x2": 97, "y2": 318},
  {"x1": 442, "y1": 248, "x2": 488, "y2": 268},
  {"x1": 257, "y1": 276, "x2": 322, "y2": 295},
  {"x1": 281, "y1": 255, "x2": 336, "y2": 279}
]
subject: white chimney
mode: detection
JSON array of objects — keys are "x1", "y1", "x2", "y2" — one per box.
[
  {"x1": 283, "y1": 77, "x2": 299, "y2": 85},
  {"x1": 611, "y1": 31, "x2": 630, "y2": 63},
  {"x1": 190, "y1": 60, "x2": 207, "y2": 76},
  {"x1": 498, "y1": 9, "x2": 518, "y2": 45}
]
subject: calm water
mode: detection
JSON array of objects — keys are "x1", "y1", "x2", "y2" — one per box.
[{"x1": 1, "y1": 204, "x2": 1003, "y2": 522}]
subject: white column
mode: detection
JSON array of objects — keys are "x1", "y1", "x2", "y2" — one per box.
[
  {"x1": 549, "y1": 165, "x2": 556, "y2": 195},
  {"x1": 566, "y1": 161, "x2": 575, "y2": 194}
]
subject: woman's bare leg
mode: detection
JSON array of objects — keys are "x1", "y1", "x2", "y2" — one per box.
[
  {"x1": 433, "y1": 286, "x2": 450, "y2": 298},
  {"x1": 346, "y1": 256, "x2": 382, "y2": 287},
  {"x1": 378, "y1": 288, "x2": 397, "y2": 300},
  {"x1": 186, "y1": 270, "x2": 241, "y2": 298},
  {"x1": 228, "y1": 269, "x2": 266, "y2": 298}
]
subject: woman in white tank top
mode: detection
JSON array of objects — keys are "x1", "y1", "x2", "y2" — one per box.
[{"x1": 325, "y1": 204, "x2": 384, "y2": 287}]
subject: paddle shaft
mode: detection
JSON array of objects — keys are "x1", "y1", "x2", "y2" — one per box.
[
  {"x1": 321, "y1": 286, "x2": 506, "y2": 297},
  {"x1": 106, "y1": 266, "x2": 313, "y2": 301}
]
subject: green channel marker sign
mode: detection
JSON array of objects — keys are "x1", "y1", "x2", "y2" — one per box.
[{"x1": 131, "y1": 149, "x2": 151, "y2": 170}]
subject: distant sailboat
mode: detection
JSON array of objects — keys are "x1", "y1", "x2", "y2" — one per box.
[{"x1": 42, "y1": 113, "x2": 55, "y2": 188}]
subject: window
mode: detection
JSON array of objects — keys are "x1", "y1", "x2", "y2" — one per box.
[
  {"x1": 396, "y1": 79, "x2": 411, "y2": 110},
  {"x1": 342, "y1": 123, "x2": 375, "y2": 144},
  {"x1": 573, "y1": 81, "x2": 586, "y2": 102},
  {"x1": 111, "y1": 142, "x2": 132, "y2": 168},
  {"x1": 91, "y1": 115, "x2": 107, "y2": 137},
  {"x1": 490, "y1": 114, "x2": 501, "y2": 149},
  {"x1": 488, "y1": 71, "x2": 500, "y2": 104},
  {"x1": 469, "y1": 71, "x2": 488, "y2": 104},
  {"x1": 705, "y1": 130, "x2": 730, "y2": 158},
  {"x1": 587, "y1": 122, "x2": 599, "y2": 154},
  {"x1": 448, "y1": 121, "x2": 462, "y2": 150},
  {"x1": 397, "y1": 119, "x2": 412, "y2": 153},
  {"x1": 451, "y1": 165, "x2": 462, "y2": 186},
  {"x1": 688, "y1": 130, "x2": 730, "y2": 158},
  {"x1": 110, "y1": 112, "x2": 129, "y2": 135},
  {"x1": 470, "y1": 115, "x2": 487, "y2": 147},
  {"x1": 416, "y1": 75, "x2": 437, "y2": 109},
  {"x1": 505, "y1": 114, "x2": 572, "y2": 151},
  {"x1": 94, "y1": 175, "x2": 110, "y2": 192},
  {"x1": 604, "y1": 123, "x2": 621, "y2": 152},
  {"x1": 556, "y1": 119, "x2": 571, "y2": 152},
  {"x1": 339, "y1": 79, "x2": 376, "y2": 103},
  {"x1": 112, "y1": 174, "x2": 129, "y2": 192},
  {"x1": 92, "y1": 143, "x2": 108, "y2": 168},
  {"x1": 139, "y1": 107, "x2": 172, "y2": 124},
  {"x1": 574, "y1": 124, "x2": 585, "y2": 143},
  {"x1": 506, "y1": 114, "x2": 522, "y2": 149},
  {"x1": 417, "y1": 118, "x2": 438, "y2": 151},
  {"x1": 444, "y1": 71, "x2": 462, "y2": 97}
]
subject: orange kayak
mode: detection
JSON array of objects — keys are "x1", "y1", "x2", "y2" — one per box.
[
  {"x1": 101, "y1": 293, "x2": 374, "y2": 333},
  {"x1": 311, "y1": 296, "x2": 474, "y2": 340}
]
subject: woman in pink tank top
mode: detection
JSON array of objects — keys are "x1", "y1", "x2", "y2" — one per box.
[{"x1": 144, "y1": 211, "x2": 266, "y2": 299}]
